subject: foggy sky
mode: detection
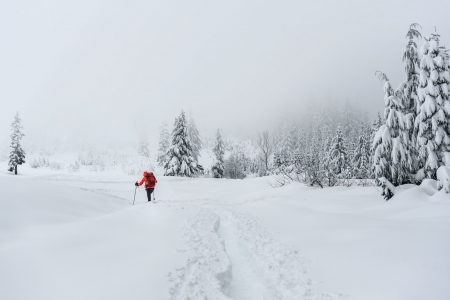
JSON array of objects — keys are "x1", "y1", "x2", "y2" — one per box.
[{"x1": 1, "y1": 0, "x2": 449, "y2": 149}]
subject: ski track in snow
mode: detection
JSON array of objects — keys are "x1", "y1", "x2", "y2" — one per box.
[{"x1": 170, "y1": 208, "x2": 344, "y2": 300}]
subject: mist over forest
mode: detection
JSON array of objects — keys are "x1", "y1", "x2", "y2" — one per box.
[{"x1": 2, "y1": 1, "x2": 449, "y2": 152}]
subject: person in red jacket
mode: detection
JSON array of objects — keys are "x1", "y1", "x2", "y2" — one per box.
[{"x1": 135, "y1": 171, "x2": 158, "y2": 202}]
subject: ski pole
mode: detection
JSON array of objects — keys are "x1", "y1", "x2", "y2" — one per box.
[
  {"x1": 133, "y1": 184, "x2": 138, "y2": 205},
  {"x1": 153, "y1": 190, "x2": 156, "y2": 201}
]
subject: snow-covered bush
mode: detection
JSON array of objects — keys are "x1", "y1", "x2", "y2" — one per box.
[
  {"x1": 29, "y1": 157, "x2": 50, "y2": 168},
  {"x1": 68, "y1": 161, "x2": 80, "y2": 172},
  {"x1": 437, "y1": 166, "x2": 450, "y2": 193},
  {"x1": 378, "y1": 177, "x2": 396, "y2": 200}
]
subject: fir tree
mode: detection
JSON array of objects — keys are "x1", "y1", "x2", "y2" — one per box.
[
  {"x1": 8, "y1": 112, "x2": 26, "y2": 175},
  {"x1": 415, "y1": 30, "x2": 450, "y2": 179},
  {"x1": 352, "y1": 127, "x2": 371, "y2": 179},
  {"x1": 211, "y1": 129, "x2": 225, "y2": 178},
  {"x1": 187, "y1": 116, "x2": 202, "y2": 162},
  {"x1": 373, "y1": 72, "x2": 413, "y2": 199},
  {"x1": 304, "y1": 129, "x2": 325, "y2": 187},
  {"x1": 398, "y1": 23, "x2": 422, "y2": 176},
  {"x1": 157, "y1": 121, "x2": 170, "y2": 167},
  {"x1": 164, "y1": 111, "x2": 201, "y2": 177},
  {"x1": 402, "y1": 23, "x2": 422, "y2": 116},
  {"x1": 328, "y1": 125, "x2": 350, "y2": 175}
]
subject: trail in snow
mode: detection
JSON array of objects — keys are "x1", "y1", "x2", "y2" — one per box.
[
  {"x1": 168, "y1": 209, "x2": 232, "y2": 300},
  {"x1": 218, "y1": 213, "x2": 263, "y2": 300},
  {"x1": 170, "y1": 207, "x2": 344, "y2": 300}
]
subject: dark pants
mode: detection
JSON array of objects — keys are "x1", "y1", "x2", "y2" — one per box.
[{"x1": 146, "y1": 188, "x2": 154, "y2": 202}]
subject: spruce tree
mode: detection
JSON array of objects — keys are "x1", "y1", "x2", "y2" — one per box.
[
  {"x1": 398, "y1": 23, "x2": 422, "y2": 176},
  {"x1": 187, "y1": 116, "x2": 202, "y2": 163},
  {"x1": 402, "y1": 23, "x2": 422, "y2": 117},
  {"x1": 164, "y1": 111, "x2": 201, "y2": 177},
  {"x1": 328, "y1": 125, "x2": 350, "y2": 176},
  {"x1": 415, "y1": 30, "x2": 450, "y2": 179},
  {"x1": 157, "y1": 121, "x2": 170, "y2": 167},
  {"x1": 373, "y1": 72, "x2": 413, "y2": 199},
  {"x1": 8, "y1": 112, "x2": 26, "y2": 175},
  {"x1": 352, "y1": 127, "x2": 371, "y2": 179},
  {"x1": 211, "y1": 129, "x2": 225, "y2": 178}
]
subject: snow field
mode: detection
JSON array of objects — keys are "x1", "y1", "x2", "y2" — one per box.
[{"x1": 1, "y1": 170, "x2": 449, "y2": 299}]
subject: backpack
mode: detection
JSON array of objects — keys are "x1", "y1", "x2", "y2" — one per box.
[{"x1": 148, "y1": 175, "x2": 156, "y2": 186}]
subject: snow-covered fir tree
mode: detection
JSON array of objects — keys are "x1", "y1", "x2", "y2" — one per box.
[
  {"x1": 328, "y1": 125, "x2": 350, "y2": 176},
  {"x1": 157, "y1": 121, "x2": 170, "y2": 167},
  {"x1": 397, "y1": 23, "x2": 422, "y2": 176},
  {"x1": 187, "y1": 115, "x2": 202, "y2": 163},
  {"x1": 211, "y1": 129, "x2": 225, "y2": 178},
  {"x1": 138, "y1": 132, "x2": 150, "y2": 157},
  {"x1": 402, "y1": 23, "x2": 422, "y2": 117},
  {"x1": 373, "y1": 72, "x2": 414, "y2": 199},
  {"x1": 8, "y1": 112, "x2": 26, "y2": 175},
  {"x1": 164, "y1": 111, "x2": 202, "y2": 177},
  {"x1": 303, "y1": 128, "x2": 326, "y2": 187},
  {"x1": 415, "y1": 30, "x2": 450, "y2": 179},
  {"x1": 352, "y1": 127, "x2": 371, "y2": 179}
]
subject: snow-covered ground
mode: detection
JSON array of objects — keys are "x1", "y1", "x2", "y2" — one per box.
[{"x1": 1, "y1": 163, "x2": 449, "y2": 299}]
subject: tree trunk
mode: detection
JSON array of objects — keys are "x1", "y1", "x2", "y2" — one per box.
[{"x1": 15, "y1": 165, "x2": 17, "y2": 175}]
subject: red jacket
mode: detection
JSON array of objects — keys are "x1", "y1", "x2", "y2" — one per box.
[{"x1": 138, "y1": 172, "x2": 158, "y2": 189}]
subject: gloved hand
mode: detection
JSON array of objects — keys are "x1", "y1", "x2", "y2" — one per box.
[{"x1": 135, "y1": 182, "x2": 138, "y2": 187}]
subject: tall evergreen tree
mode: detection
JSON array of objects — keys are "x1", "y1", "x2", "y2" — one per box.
[
  {"x1": 352, "y1": 127, "x2": 371, "y2": 179},
  {"x1": 211, "y1": 129, "x2": 225, "y2": 178},
  {"x1": 415, "y1": 30, "x2": 450, "y2": 179},
  {"x1": 373, "y1": 72, "x2": 413, "y2": 199},
  {"x1": 328, "y1": 125, "x2": 350, "y2": 175},
  {"x1": 164, "y1": 111, "x2": 201, "y2": 177},
  {"x1": 157, "y1": 121, "x2": 170, "y2": 167},
  {"x1": 402, "y1": 23, "x2": 422, "y2": 116},
  {"x1": 398, "y1": 23, "x2": 422, "y2": 176},
  {"x1": 187, "y1": 116, "x2": 202, "y2": 162},
  {"x1": 8, "y1": 112, "x2": 26, "y2": 175}
]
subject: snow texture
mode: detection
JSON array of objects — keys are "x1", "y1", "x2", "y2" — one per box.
[{"x1": 1, "y1": 163, "x2": 450, "y2": 299}]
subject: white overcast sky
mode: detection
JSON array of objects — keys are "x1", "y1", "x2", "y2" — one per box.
[{"x1": 1, "y1": 0, "x2": 449, "y2": 147}]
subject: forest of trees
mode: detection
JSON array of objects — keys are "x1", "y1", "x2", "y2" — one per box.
[
  {"x1": 158, "y1": 24, "x2": 450, "y2": 199},
  {"x1": 4, "y1": 24, "x2": 449, "y2": 199}
]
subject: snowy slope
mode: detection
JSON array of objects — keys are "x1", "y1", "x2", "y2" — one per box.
[{"x1": 1, "y1": 170, "x2": 449, "y2": 299}]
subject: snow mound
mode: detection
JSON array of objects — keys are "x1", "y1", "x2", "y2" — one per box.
[
  {"x1": 420, "y1": 179, "x2": 438, "y2": 196},
  {"x1": 0, "y1": 176, "x2": 126, "y2": 241}
]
